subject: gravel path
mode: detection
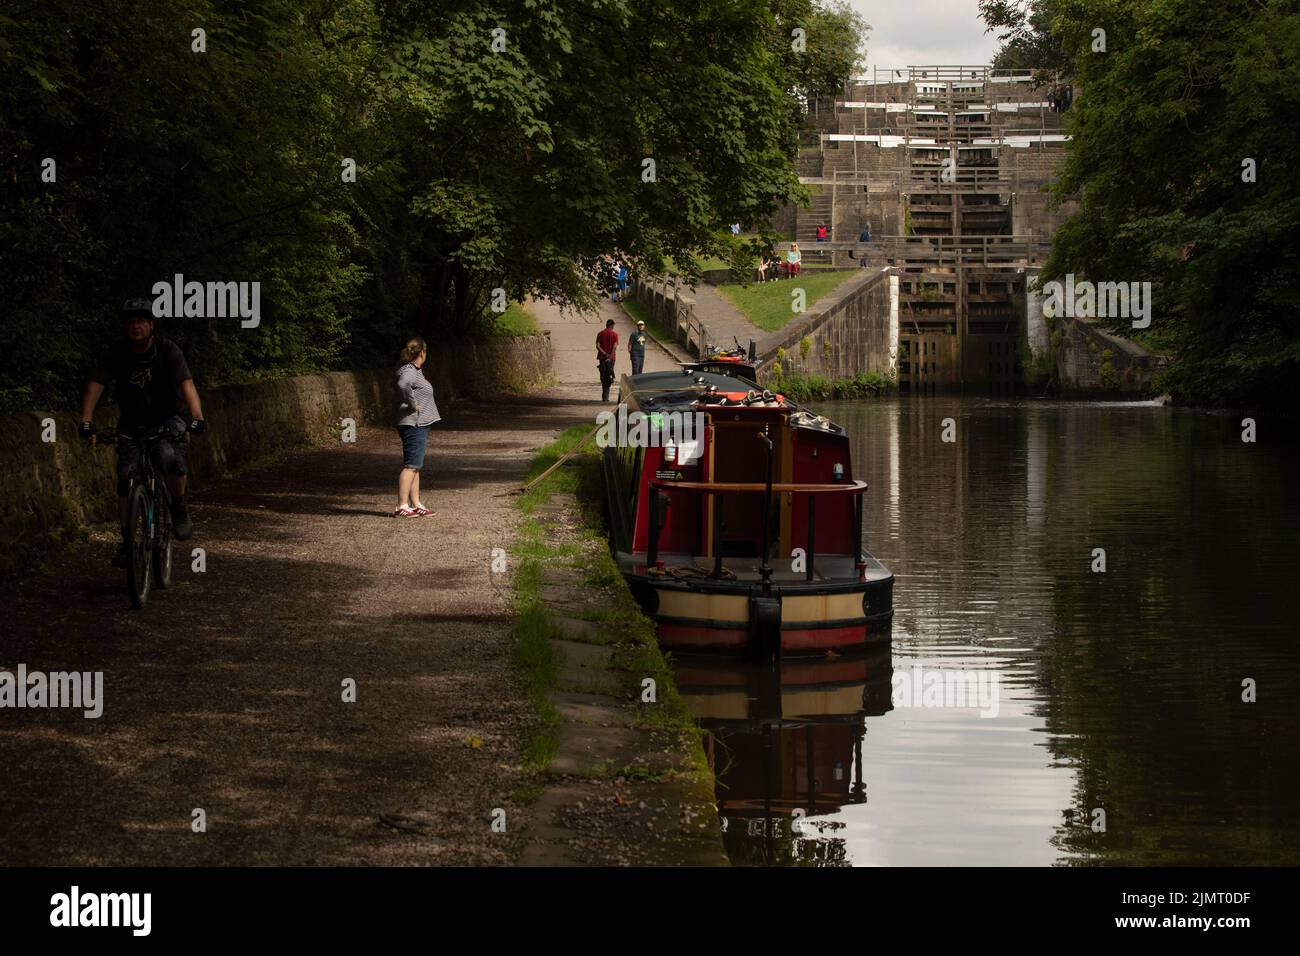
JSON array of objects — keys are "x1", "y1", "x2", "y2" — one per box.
[
  {"x1": 532, "y1": 295, "x2": 680, "y2": 387},
  {"x1": 0, "y1": 302, "x2": 715, "y2": 867},
  {"x1": 1, "y1": 391, "x2": 589, "y2": 865}
]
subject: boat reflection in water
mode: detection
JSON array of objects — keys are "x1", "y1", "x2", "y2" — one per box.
[{"x1": 675, "y1": 642, "x2": 893, "y2": 866}]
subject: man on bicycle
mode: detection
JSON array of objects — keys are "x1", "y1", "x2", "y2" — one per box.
[{"x1": 78, "y1": 298, "x2": 206, "y2": 566}]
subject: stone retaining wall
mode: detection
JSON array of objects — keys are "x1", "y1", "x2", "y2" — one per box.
[
  {"x1": 1053, "y1": 318, "x2": 1165, "y2": 396},
  {"x1": 757, "y1": 267, "x2": 899, "y2": 382},
  {"x1": 0, "y1": 335, "x2": 553, "y2": 578}
]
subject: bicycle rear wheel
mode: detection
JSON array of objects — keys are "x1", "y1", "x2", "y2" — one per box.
[
  {"x1": 125, "y1": 483, "x2": 152, "y2": 608},
  {"x1": 152, "y1": 490, "x2": 173, "y2": 589}
]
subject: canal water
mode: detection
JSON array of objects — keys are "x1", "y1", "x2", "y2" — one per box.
[{"x1": 673, "y1": 397, "x2": 1300, "y2": 866}]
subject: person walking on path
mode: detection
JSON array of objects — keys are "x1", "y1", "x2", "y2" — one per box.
[
  {"x1": 392, "y1": 336, "x2": 440, "y2": 518},
  {"x1": 615, "y1": 262, "x2": 629, "y2": 303},
  {"x1": 596, "y1": 318, "x2": 619, "y2": 402},
  {"x1": 628, "y1": 320, "x2": 648, "y2": 375}
]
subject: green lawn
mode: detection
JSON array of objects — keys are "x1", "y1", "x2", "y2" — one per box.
[
  {"x1": 665, "y1": 255, "x2": 742, "y2": 273},
  {"x1": 494, "y1": 300, "x2": 540, "y2": 336},
  {"x1": 717, "y1": 270, "x2": 861, "y2": 333},
  {"x1": 665, "y1": 254, "x2": 839, "y2": 282}
]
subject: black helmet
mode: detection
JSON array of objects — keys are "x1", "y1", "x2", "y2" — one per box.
[{"x1": 120, "y1": 297, "x2": 155, "y2": 320}]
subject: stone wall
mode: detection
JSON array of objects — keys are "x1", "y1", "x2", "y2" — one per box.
[
  {"x1": 757, "y1": 267, "x2": 899, "y2": 382},
  {"x1": 1053, "y1": 318, "x2": 1165, "y2": 396},
  {"x1": 1005, "y1": 151, "x2": 1079, "y2": 238},
  {"x1": 0, "y1": 334, "x2": 553, "y2": 578},
  {"x1": 771, "y1": 201, "x2": 797, "y2": 239}
]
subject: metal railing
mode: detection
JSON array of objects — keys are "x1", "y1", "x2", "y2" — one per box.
[
  {"x1": 851, "y1": 66, "x2": 1040, "y2": 88},
  {"x1": 679, "y1": 298, "x2": 707, "y2": 358},
  {"x1": 631, "y1": 276, "x2": 709, "y2": 358},
  {"x1": 647, "y1": 478, "x2": 869, "y2": 584},
  {"x1": 801, "y1": 167, "x2": 1025, "y2": 192},
  {"x1": 821, "y1": 129, "x2": 1069, "y2": 152},
  {"x1": 867, "y1": 234, "x2": 1052, "y2": 269}
]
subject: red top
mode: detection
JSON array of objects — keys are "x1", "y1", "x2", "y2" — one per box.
[
  {"x1": 816, "y1": 225, "x2": 828, "y2": 238},
  {"x1": 596, "y1": 328, "x2": 619, "y2": 357}
]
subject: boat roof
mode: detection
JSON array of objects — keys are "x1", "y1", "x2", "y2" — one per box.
[
  {"x1": 682, "y1": 359, "x2": 760, "y2": 380},
  {"x1": 629, "y1": 369, "x2": 777, "y2": 408},
  {"x1": 624, "y1": 370, "x2": 846, "y2": 436}
]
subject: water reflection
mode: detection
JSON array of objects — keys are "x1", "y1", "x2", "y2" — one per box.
[
  {"x1": 672, "y1": 398, "x2": 1300, "y2": 866},
  {"x1": 677, "y1": 649, "x2": 892, "y2": 866}
]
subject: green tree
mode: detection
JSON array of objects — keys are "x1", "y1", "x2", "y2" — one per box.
[
  {"x1": 771, "y1": 0, "x2": 868, "y2": 98},
  {"x1": 0, "y1": 0, "x2": 869, "y2": 412},
  {"x1": 979, "y1": 0, "x2": 1067, "y2": 78},
  {"x1": 1, "y1": 0, "x2": 380, "y2": 404},
  {"x1": 994, "y1": 0, "x2": 1300, "y2": 406}
]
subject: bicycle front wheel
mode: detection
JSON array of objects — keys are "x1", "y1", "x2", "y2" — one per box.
[
  {"x1": 152, "y1": 490, "x2": 173, "y2": 590},
  {"x1": 125, "y1": 483, "x2": 152, "y2": 608}
]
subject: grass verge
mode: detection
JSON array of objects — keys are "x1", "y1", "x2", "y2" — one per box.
[
  {"x1": 618, "y1": 297, "x2": 677, "y2": 353},
  {"x1": 717, "y1": 270, "x2": 860, "y2": 332},
  {"x1": 510, "y1": 424, "x2": 592, "y2": 770},
  {"x1": 511, "y1": 422, "x2": 713, "y2": 784},
  {"x1": 494, "y1": 300, "x2": 541, "y2": 336},
  {"x1": 769, "y1": 370, "x2": 897, "y2": 402}
]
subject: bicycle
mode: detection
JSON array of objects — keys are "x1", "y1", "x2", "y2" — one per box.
[{"x1": 94, "y1": 420, "x2": 190, "y2": 608}]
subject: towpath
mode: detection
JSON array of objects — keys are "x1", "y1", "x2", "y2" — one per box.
[
  {"x1": 677, "y1": 282, "x2": 765, "y2": 355},
  {"x1": 0, "y1": 299, "x2": 676, "y2": 866}
]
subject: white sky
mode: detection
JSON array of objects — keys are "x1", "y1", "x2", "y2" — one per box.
[{"x1": 846, "y1": 0, "x2": 1002, "y2": 74}]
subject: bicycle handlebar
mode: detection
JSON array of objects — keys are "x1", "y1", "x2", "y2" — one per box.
[{"x1": 94, "y1": 422, "x2": 190, "y2": 445}]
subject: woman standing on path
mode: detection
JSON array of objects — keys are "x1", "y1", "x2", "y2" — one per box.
[{"x1": 393, "y1": 336, "x2": 441, "y2": 517}]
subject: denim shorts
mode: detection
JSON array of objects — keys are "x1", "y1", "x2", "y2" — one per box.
[{"x1": 397, "y1": 424, "x2": 429, "y2": 469}]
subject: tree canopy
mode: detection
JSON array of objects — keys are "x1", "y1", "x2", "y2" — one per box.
[
  {"x1": 982, "y1": 0, "x2": 1300, "y2": 407},
  {"x1": 0, "y1": 0, "x2": 867, "y2": 414}
]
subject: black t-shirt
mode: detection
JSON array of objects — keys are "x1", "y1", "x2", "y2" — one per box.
[{"x1": 91, "y1": 336, "x2": 192, "y2": 431}]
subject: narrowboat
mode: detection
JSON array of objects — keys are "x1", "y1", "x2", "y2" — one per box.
[{"x1": 602, "y1": 363, "x2": 893, "y2": 656}]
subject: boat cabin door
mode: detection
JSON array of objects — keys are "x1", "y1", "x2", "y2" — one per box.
[{"x1": 706, "y1": 416, "x2": 792, "y2": 562}]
